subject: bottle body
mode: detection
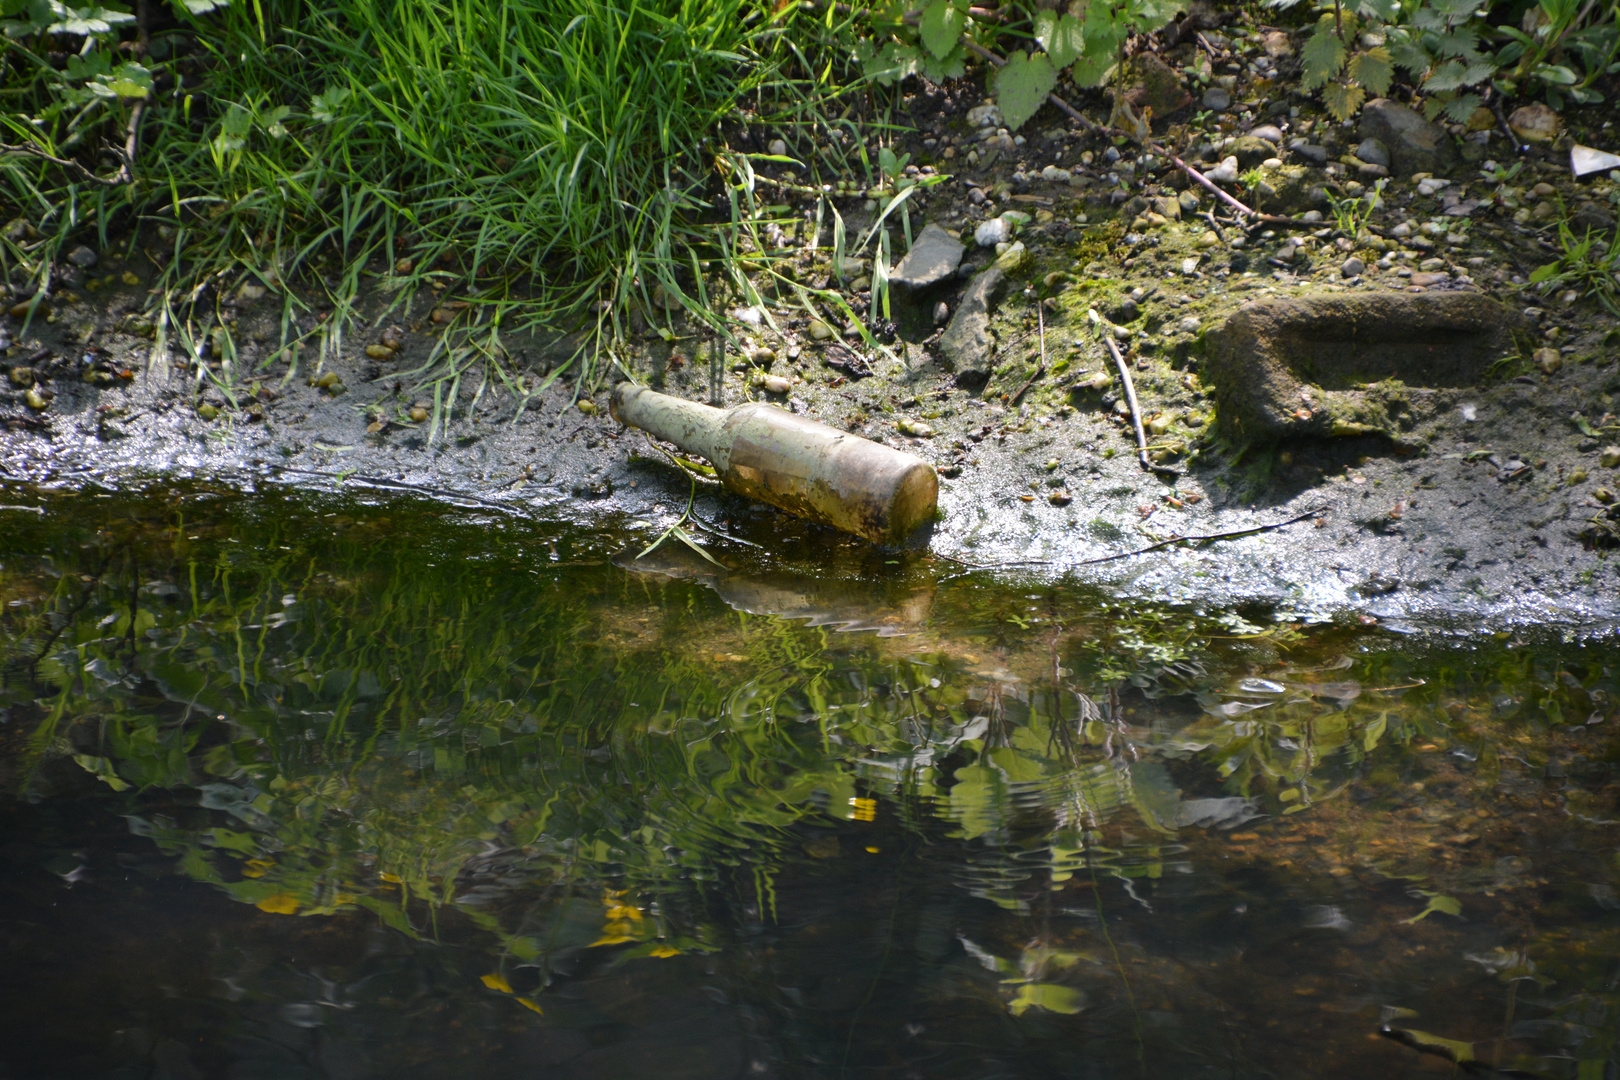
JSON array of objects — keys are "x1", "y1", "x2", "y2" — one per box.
[{"x1": 611, "y1": 384, "x2": 937, "y2": 545}]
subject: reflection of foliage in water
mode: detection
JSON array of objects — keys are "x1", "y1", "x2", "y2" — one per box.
[{"x1": 3, "y1": 486, "x2": 1620, "y2": 1072}]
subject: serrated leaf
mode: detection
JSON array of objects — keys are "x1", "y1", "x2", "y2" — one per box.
[
  {"x1": 1389, "y1": 38, "x2": 1432, "y2": 74},
  {"x1": 1442, "y1": 91, "x2": 1482, "y2": 122},
  {"x1": 1348, "y1": 47, "x2": 1393, "y2": 95},
  {"x1": 1434, "y1": 24, "x2": 1479, "y2": 57},
  {"x1": 1301, "y1": 20, "x2": 1348, "y2": 91},
  {"x1": 993, "y1": 51, "x2": 1058, "y2": 132},
  {"x1": 920, "y1": 45, "x2": 966, "y2": 81},
  {"x1": 1423, "y1": 58, "x2": 1468, "y2": 90},
  {"x1": 1322, "y1": 79, "x2": 1367, "y2": 119},
  {"x1": 1034, "y1": 11, "x2": 1085, "y2": 69},
  {"x1": 1356, "y1": 0, "x2": 1400, "y2": 19},
  {"x1": 1130, "y1": 0, "x2": 1187, "y2": 32},
  {"x1": 918, "y1": 0, "x2": 967, "y2": 61},
  {"x1": 863, "y1": 41, "x2": 921, "y2": 86}
]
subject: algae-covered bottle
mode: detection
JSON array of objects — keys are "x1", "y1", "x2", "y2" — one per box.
[{"x1": 610, "y1": 384, "x2": 938, "y2": 546}]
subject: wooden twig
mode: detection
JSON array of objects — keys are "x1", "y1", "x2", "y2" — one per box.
[
  {"x1": 1100, "y1": 330, "x2": 1175, "y2": 476},
  {"x1": 1071, "y1": 506, "x2": 1328, "y2": 566},
  {"x1": 0, "y1": 99, "x2": 144, "y2": 188}
]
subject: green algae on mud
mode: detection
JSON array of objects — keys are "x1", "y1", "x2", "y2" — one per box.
[{"x1": 1, "y1": 484, "x2": 1619, "y2": 1077}]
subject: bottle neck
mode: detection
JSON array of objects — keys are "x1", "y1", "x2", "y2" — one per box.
[{"x1": 610, "y1": 384, "x2": 732, "y2": 469}]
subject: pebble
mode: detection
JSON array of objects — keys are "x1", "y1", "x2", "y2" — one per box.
[
  {"x1": 1250, "y1": 124, "x2": 1283, "y2": 144},
  {"x1": 409, "y1": 406, "x2": 429, "y2": 422},
  {"x1": 1341, "y1": 256, "x2": 1366, "y2": 277},
  {"x1": 1040, "y1": 164, "x2": 1073, "y2": 183},
  {"x1": 1419, "y1": 257, "x2": 1446, "y2": 271},
  {"x1": 1355, "y1": 139, "x2": 1390, "y2": 168},
  {"x1": 1390, "y1": 222, "x2": 1411, "y2": 237},
  {"x1": 758, "y1": 374, "x2": 791, "y2": 394},
  {"x1": 65, "y1": 245, "x2": 98, "y2": 269},
  {"x1": 1181, "y1": 256, "x2": 1201, "y2": 276},
  {"x1": 238, "y1": 283, "x2": 267, "y2": 301},
  {"x1": 1535, "y1": 347, "x2": 1562, "y2": 374},
  {"x1": 1207, "y1": 156, "x2": 1240, "y2": 184},
  {"x1": 933, "y1": 301, "x2": 950, "y2": 325},
  {"x1": 7, "y1": 366, "x2": 34, "y2": 388},
  {"x1": 768, "y1": 138, "x2": 787, "y2": 156},
  {"x1": 896, "y1": 418, "x2": 933, "y2": 437},
  {"x1": 1409, "y1": 271, "x2": 1449, "y2": 287},
  {"x1": 365, "y1": 344, "x2": 395, "y2": 360},
  {"x1": 1202, "y1": 87, "x2": 1231, "y2": 111},
  {"x1": 1177, "y1": 315, "x2": 1201, "y2": 333},
  {"x1": 975, "y1": 217, "x2": 1009, "y2": 247},
  {"x1": 966, "y1": 102, "x2": 1002, "y2": 128},
  {"x1": 1417, "y1": 178, "x2": 1451, "y2": 197},
  {"x1": 1289, "y1": 140, "x2": 1328, "y2": 164},
  {"x1": 1531, "y1": 181, "x2": 1556, "y2": 197},
  {"x1": 1601, "y1": 446, "x2": 1620, "y2": 468},
  {"x1": 808, "y1": 320, "x2": 834, "y2": 340},
  {"x1": 968, "y1": 187, "x2": 988, "y2": 205}
]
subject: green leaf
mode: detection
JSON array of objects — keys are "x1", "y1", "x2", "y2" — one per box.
[
  {"x1": 1441, "y1": 92, "x2": 1482, "y2": 122},
  {"x1": 1348, "y1": 47, "x2": 1393, "y2": 96},
  {"x1": 1130, "y1": 0, "x2": 1187, "y2": 32},
  {"x1": 310, "y1": 85, "x2": 351, "y2": 124},
  {"x1": 993, "y1": 51, "x2": 1058, "y2": 132},
  {"x1": 1389, "y1": 38, "x2": 1432, "y2": 74},
  {"x1": 862, "y1": 41, "x2": 921, "y2": 86},
  {"x1": 175, "y1": 0, "x2": 230, "y2": 11},
  {"x1": 1301, "y1": 19, "x2": 1348, "y2": 91},
  {"x1": 1357, "y1": 0, "x2": 1400, "y2": 19},
  {"x1": 918, "y1": 0, "x2": 967, "y2": 62},
  {"x1": 1322, "y1": 80, "x2": 1367, "y2": 119},
  {"x1": 1533, "y1": 61, "x2": 1578, "y2": 85},
  {"x1": 1529, "y1": 262, "x2": 1560, "y2": 283},
  {"x1": 1424, "y1": 59, "x2": 1470, "y2": 91},
  {"x1": 1433, "y1": 24, "x2": 1480, "y2": 57},
  {"x1": 1403, "y1": 893, "x2": 1463, "y2": 922},
  {"x1": 920, "y1": 44, "x2": 966, "y2": 81},
  {"x1": 1034, "y1": 11, "x2": 1085, "y2": 69}
]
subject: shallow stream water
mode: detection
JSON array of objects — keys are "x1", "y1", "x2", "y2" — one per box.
[{"x1": 1, "y1": 484, "x2": 1617, "y2": 1079}]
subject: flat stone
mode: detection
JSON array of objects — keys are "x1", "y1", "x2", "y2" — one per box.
[
  {"x1": 1231, "y1": 135, "x2": 1275, "y2": 168},
  {"x1": 1202, "y1": 86, "x2": 1231, "y2": 112},
  {"x1": 65, "y1": 245, "x2": 98, "y2": 269},
  {"x1": 1289, "y1": 140, "x2": 1328, "y2": 164},
  {"x1": 1359, "y1": 98, "x2": 1460, "y2": 177},
  {"x1": 890, "y1": 223, "x2": 964, "y2": 291},
  {"x1": 1354, "y1": 138, "x2": 1390, "y2": 168},
  {"x1": 1203, "y1": 291, "x2": 1532, "y2": 442},
  {"x1": 1250, "y1": 124, "x2": 1283, "y2": 144},
  {"x1": 939, "y1": 266, "x2": 1006, "y2": 387},
  {"x1": 1409, "y1": 271, "x2": 1449, "y2": 287}
]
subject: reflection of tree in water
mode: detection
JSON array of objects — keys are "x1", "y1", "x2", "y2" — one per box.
[{"x1": 2, "y1": 487, "x2": 1619, "y2": 1077}]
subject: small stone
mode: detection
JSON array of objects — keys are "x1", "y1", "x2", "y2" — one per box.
[
  {"x1": 365, "y1": 344, "x2": 396, "y2": 360},
  {"x1": 1533, "y1": 201, "x2": 1557, "y2": 221},
  {"x1": 966, "y1": 102, "x2": 1002, "y2": 128},
  {"x1": 195, "y1": 402, "x2": 218, "y2": 420},
  {"x1": 1202, "y1": 86, "x2": 1231, "y2": 111},
  {"x1": 1181, "y1": 256, "x2": 1201, "y2": 276},
  {"x1": 890, "y1": 222, "x2": 964, "y2": 290},
  {"x1": 1508, "y1": 102, "x2": 1560, "y2": 144},
  {"x1": 1359, "y1": 98, "x2": 1460, "y2": 177},
  {"x1": 1196, "y1": 231, "x2": 1220, "y2": 249},
  {"x1": 65, "y1": 245, "x2": 98, "y2": 269},
  {"x1": 1207, "y1": 156, "x2": 1239, "y2": 184},
  {"x1": 1390, "y1": 222, "x2": 1411, "y2": 237},
  {"x1": 994, "y1": 241, "x2": 1028, "y2": 273},
  {"x1": 896, "y1": 418, "x2": 933, "y2": 437},
  {"x1": 238, "y1": 282, "x2": 267, "y2": 301},
  {"x1": 409, "y1": 406, "x2": 429, "y2": 423},
  {"x1": 1039, "y1": 164, "x2": 1073, "y2": 183},
  {"x1": 577, "y1": 398, "x2": 599, "y2": 416},
  {"x1": 1533, "y1": 347, "x2": 1561, "y2": 374},
  {"x1": 1178, "y1": 315, "x2": 1201, "y2": 334},
  {"x1": 121, "y1": 270, "x2": 140, "y2": 286},
  {"x1": 1355, "y1": 138, "x2": 1391, "y2": 168},
  {"x1": 974, "y1": 217, "x2": 1009, "y2": 247},
  {"x1": 1409, "y1": 271, "x2": 1449, "y2": 287},
  {"x1": 1048, "y1": 492, "x2": 1072, "y2": 506},
  {"x1": 1601, "y1": 446, "x2": 1620, "y2": 468},
  {"x1": 808, "y1": 320, "x2": 834, "y2": 340},
  {"x1": 1531, "y1": 182, "x2": 1556, "y2": 198},
  {"x1": 768, "y1": 138, "x2": 788, "y2": 156},
  {"x1": 1290, "y1": 141, "x2": 1328, "y2": 165},
  {"x1": 7, "y1": 366, "x2": 35, "y2": 388},
  {"x1": 933, "y1": 301, "x2": 950, "y2": 325},
  {"x1": 1250, "y1": 124, "x2": 1283, "y2": 144},
  {"x1": 968, "y1": 187, "x2": 988, "y2": 205},
  {"x1": 1341, "y1": 256, "x2": 1366, "y2": 277},
  {"x1": 757, "y1": 374, "x2": 791, "y2": 394}
]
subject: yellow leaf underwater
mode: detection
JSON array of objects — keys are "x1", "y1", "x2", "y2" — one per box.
[
  {"x1": 480, "y1": 973, "x2": 514, "y2": 993},
  {"x1": 255, "y1": 893, "x2": 300, "y2": 914}
]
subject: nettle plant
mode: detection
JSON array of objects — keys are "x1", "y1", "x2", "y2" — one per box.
[
  {"x1": 1272, "y1": 0, "x2": 1496, "y2": 122},
  {"x1": 854, "y1": 0, "x2": 1188, "y2": 131}
]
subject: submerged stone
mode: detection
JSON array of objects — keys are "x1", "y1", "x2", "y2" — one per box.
[{"x1": 1204, "y1": 291, "x2": 1532, "y2": 442}]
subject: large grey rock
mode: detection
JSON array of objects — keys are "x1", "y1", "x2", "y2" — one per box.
[
  {"x1": 1204, "y1": 291, "x2": 1532, "y2": 442},
  {"x1": 1359, "y1": 98, "x2": 1460, "y2": 177},
  {"x1": 891, "y1": 223, "x2": 964, "y2": 291},
  {"x1": 939, "y1": 266, "x2": 1005, "y2": 386}
]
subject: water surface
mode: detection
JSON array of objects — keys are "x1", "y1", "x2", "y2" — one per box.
[{"x1": 1, "y1": 484, "x2": 1617, "y2": 1079}]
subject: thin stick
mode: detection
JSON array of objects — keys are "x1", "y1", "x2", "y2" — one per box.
[
  {"x1": 1101, "y1": 331, "x2": 1158, "y2": 474},
  {"x1": 1071, "y1": 507, "x2": 1327, "y2": 566}
]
